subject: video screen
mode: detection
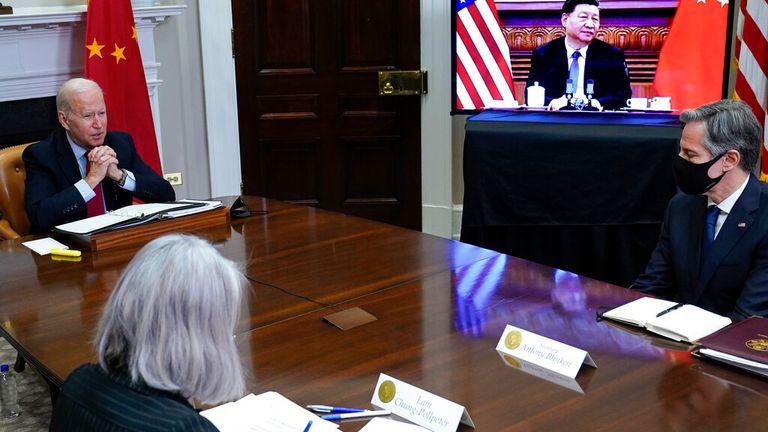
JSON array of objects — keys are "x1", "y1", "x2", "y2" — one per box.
[{"x1": 452, "y1": 0, "x2": 734, "y2": 114}]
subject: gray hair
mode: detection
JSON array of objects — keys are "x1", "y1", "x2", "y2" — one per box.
[
  {"x1": 56, "y1": 78, "x2": 103, "y2": 115},
  {"x1": 96, "y1": 234, "x2": 247, "y2": 404},
  {"x1": 679, "y1": 99, "x2": 762, "y2": 172}
]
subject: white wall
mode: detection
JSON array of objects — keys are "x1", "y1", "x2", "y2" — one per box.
[{"x1": 154, "y1": 0, "x2": 212, "y2": 199}]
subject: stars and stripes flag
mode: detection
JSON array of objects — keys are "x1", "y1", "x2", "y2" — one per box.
[
  {"x1": 455, "y1": 0, "x2": 517, "y2": 110},
  {"x1": 84, "y1": 0, "x2": 162, "y2": 172},
  {"x1": 731, "y1": 0, "x2": 768, "y2": 180}
]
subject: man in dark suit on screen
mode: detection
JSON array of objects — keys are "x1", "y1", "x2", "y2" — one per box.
[
  {"x1": 526, "y1": 0, "x2": 631, "y2": 110},
  {"x1": 23, "y1": 78, "x2": 175, "y2": 233},
  {"x1": 632, "y1": 99, "x2": 768, "y2": 321}
]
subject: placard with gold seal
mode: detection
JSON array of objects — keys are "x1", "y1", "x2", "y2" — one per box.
[
  {"x1": 495, "y1": 325, "x2": 596, "y2": 379},
  {"x1": 371, "y1": 373, "x2": 475, "y2": 432}
]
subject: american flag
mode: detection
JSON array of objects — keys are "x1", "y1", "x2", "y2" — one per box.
[
  {"x1": 732, "y1": 0, "x2": 768, "y2": 179},
  {"x1": 455, "y1": 0, "x2": 517, "y2": 110}
]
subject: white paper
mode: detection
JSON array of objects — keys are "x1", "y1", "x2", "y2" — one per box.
[
  {"x1": 602, "y1": 297, "x2": 678, "y2": 327},
  {"x1": 54, "y1": 203, "x2": 191, "y2": 234},
  {"x1": 646, "y1": 306, "x2": 731, "y2": 342},
  {"x1": 162, "y1": 199, "x2": 223, "y2": 218},
  {"x1": 109, "y1": 202, "x2": 189, "y2": 218},
  {"x1": 55, "y1": 213, "x2": 135, "y2": 235},
  {"x1": 21, "y1": 238, "x2": 70, "y2": 255},
  {"x1": 359, "y1": 417, "x2": 430, "y2": 432},
  {"x1": 201, "y1": 392, "x2": 338, "y2": 432}
]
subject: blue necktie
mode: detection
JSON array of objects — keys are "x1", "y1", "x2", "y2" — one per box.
[
  {"x1": 568, "y1": 51, "x2": 581, "y2": 90},
  {"x1": 703, "y1": 205, "x2": 719, "y2": 258}
]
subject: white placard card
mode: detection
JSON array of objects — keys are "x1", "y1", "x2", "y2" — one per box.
[
  {"x1": 495, "y1": 325, "x2": 596, "y2": 379},
  {"x1": 371, "y1": 373, "x2": 475, "y2": 432}
]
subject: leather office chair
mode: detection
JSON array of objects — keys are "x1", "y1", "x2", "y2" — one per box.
[{"x1": 0, "y1": 143, "x2": 33, "y2": 240}]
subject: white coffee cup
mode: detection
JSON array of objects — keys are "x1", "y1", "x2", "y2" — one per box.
[
  {"x1": 626, "y1": 97, "x2": 648, "y2": 109},
  {"x1": 649, "y1": 96, "x2": 671, "y2": 110}
]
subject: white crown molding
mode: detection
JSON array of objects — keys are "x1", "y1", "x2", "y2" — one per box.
[{"x1": 0, "y1": 5, "x2": 185, "y2": 103}]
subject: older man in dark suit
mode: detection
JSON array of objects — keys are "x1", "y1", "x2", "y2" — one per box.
[
  {"x1": 632, "y1": 99, "x2": 768, "y2": 321},
  {"x1": 525, "y1": 0, "x2": 631, "y2": 110},
  {"x1": 23, "y1": 78, "x2": 175, "y2": 233}
]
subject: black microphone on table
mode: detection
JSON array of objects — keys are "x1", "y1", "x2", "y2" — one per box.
[{"x1": 230, "y1": 196, "x2": 252, "y2": 218}]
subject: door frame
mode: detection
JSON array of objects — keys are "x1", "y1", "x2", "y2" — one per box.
[{"x1": 200, "y1": 0, "x2": 453, "y2": 237}]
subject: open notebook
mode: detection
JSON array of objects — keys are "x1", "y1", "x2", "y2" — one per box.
[
  {"x1": 54, "y1": 199, "x2": 222, "y2": 235},
  {"x1": 602, "y1": 297, "x2": 731, "y2": 343}
]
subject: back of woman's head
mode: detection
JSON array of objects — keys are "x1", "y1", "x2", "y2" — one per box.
[{"x1": 96, "y1": 234, "x2": 246, "y2": 404}]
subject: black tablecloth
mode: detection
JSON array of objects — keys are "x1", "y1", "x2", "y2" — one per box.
[{"x1": 460, "y1": 110, "x2": 682, "y2": 286}]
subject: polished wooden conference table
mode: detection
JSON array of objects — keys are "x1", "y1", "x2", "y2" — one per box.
[{"x1": 1, "y1": 196, "x2": 767, "y2": 431}]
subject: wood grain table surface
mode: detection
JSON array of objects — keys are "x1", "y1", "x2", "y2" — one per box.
[{"x1": 1, "y1": 196, "x2": 767, "y2": 431}]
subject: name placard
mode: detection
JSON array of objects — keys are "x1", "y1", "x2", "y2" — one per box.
[
  {"x1": 371, "y1": 373, "x2": 475, "y2": 432},
  {"x1": 495, "y1": 325, "x2": 596, "y2": 379}
]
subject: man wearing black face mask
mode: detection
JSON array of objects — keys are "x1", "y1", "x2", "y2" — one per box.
[{"x1": 631, "y1": 99, "x2": 767, "y2": 321}]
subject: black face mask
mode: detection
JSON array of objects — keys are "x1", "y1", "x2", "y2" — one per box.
[{"x1": 672, "y1": 152, "x2": 726, "y2": 195}]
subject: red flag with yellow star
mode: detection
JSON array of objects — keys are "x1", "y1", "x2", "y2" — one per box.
[
  {"x1": 84, "y1": 0, "x2": 162, "y2": 172},
  {"x1": 652, "y1": 0, "x2": 730, "y2": 111}
]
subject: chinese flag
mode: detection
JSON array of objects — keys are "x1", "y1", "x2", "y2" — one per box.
[
  {"x1": 84, "y1": 0, "x2": 162, "y2": 172},
  {"x1": 653, "y1": 0, "x2": 730, "y2": 111}
]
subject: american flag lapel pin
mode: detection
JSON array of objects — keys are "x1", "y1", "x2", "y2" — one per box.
[{"x1": 737, "y1": 222, "x2": 746, "y2": 229}]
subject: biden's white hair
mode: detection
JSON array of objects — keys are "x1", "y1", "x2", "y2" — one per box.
[
  {"x1": 56, "y1": 78, "x2": 103, "y2": 115},
  {"x1": 96, "y1": 234, "x2": 247, "y2": 404}
]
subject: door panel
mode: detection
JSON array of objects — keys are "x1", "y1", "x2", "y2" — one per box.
[{"x1": 233, "y1": 0, "x2": 421, "y2": 229}]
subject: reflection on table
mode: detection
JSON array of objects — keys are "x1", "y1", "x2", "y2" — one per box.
[{"x1": 1, "y1": 196, "x2": 767, "y2": 431}]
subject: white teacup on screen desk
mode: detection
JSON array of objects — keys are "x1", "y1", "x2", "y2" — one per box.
[
  {"x1": 526, "y1": 81, "x2": 546, "y2": 108},
  {"x1": 626, "y1": 97, "x2": 648, "y2": 109},
  {"x1": 649, "y1": 96, "x2": 671, "y2": 110}
]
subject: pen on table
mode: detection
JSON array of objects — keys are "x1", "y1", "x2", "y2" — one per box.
[
  {"x1": 50, "y1": 248, "x2": 82, "y2": 257},
  {"x1": 306, "y1": 405, "x2": 367, "y2": 413},
  {"x1": 320, "y1": 410, "x2": 391, "y2": 421},
  {"x1": 655, "y1": 303, "x2": 683, "y2": 317},
  {"x1": 303, "y1": 420, "x2": 313, "y2": 432}
]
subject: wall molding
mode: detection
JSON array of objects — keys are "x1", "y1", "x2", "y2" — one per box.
[{"x1": 0, "y1": 5, "x2": 186, "y2": 167}]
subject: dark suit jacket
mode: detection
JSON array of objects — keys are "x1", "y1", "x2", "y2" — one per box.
[
  {"x1": 23, "y1": 128, "x2": 175, "y2": 233},
  {"x1": 525, "y1": 37, "x2": 632, "y2": 110},
  {"x1": 50, "y1": 364, "x2": 219, "y2": 432},
  {"x1": 632, "y1": 175, "x2": 768, "y2": 320}
]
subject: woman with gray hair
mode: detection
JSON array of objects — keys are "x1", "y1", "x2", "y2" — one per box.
[{"x1": 50, "y1": 234, "x2": 246, "y2": 431}]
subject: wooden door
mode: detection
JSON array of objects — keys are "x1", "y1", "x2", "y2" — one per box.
[{"x1": 232, "y1": 0, "x2": 421, "y2": 230}]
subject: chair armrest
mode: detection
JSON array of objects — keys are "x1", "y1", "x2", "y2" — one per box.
[{"x1": 0, "y1": 219, "x2": 20, "y2": 240}]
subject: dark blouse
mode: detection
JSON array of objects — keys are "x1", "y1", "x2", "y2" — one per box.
[{"x1": 50, "y1": 364, "x2": 219, "y2": 432}]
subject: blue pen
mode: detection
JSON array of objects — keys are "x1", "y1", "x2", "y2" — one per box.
[
  {"x1": 320, "y1": 410, "x2": 391, "y2": 421},
  {"x1": 303, "y1": 420, "x2": 313, "y2": 432},
  {"x1": 306, "y1": 405, "x2": 367, "y2": 413}
]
